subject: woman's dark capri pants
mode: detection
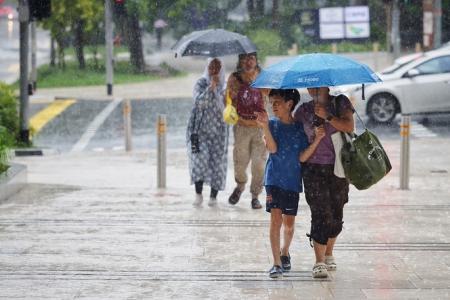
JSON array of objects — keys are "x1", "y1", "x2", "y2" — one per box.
[{"x1": 302, "y1": 163, "x2": 349, "y2": 245}]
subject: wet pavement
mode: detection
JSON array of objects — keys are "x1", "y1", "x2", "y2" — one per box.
[
  {"x1": 2, "y1": 21, "x2": 450, "y2": 298},
  {"x1": 30, "y1": 95, "x2": 450, "y2": 154},
  {"x1": 1, "y1": 134, "x2": 450, "y2": 299}
]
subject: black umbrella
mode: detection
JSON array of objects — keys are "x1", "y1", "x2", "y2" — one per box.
[{"x1": 172, "y1": 29, "x2": 257, "y2": 57}]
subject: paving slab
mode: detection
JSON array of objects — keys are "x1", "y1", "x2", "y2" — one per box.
[{"x1": 1, "y1": 135, "x2": 449, "y2": 299}]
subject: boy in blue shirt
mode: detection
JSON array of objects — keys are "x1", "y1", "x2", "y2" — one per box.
[{"x1": 256, "y1": 89, "x2": 325, "y2": 278}]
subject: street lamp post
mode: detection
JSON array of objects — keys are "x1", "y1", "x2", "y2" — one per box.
[
  {"x1": 30, "y1": 20, "x2": 37, "y2": 91},
  {"x1": 105, "y1": 0, "x2": 114, "y2": 96},
  {"x1": 19, "y1": 0, "x2": 30, "y2": 144}
]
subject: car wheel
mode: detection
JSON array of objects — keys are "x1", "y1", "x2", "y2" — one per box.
[{"x1": 367, "y1": 93, "x2": 399, "y2": 124}]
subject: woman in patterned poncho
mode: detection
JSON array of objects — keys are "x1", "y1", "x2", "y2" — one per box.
[{"x1": 187, "y1": 58, "x2": 229, "y2": 207}]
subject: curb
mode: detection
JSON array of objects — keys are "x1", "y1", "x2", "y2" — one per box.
[
  {"x1": 13, "y1": 148, "x2": 58, "y2": 157},
  {"x1": 0, "y1": 163, "x2": 27, "y2": 203}
]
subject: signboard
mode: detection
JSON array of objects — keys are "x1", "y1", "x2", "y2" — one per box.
[
  {"x1": 319, "y1": 7, "x2": 344, "y2": 23},
  {"x1": 318, "y1": 6, "x2": 370, "y2": 40},
  {"x1": 344, "y1": 6, "x2": 369, "y2": 22},
  {"x1": 320, "y1": 24, "x2": 345, "y2": 39},
  {"x1": 345, "y1": 23, "x2": 370, "y2": 38}
]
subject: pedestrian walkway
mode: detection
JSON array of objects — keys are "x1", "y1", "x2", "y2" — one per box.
[
  {"x1": 32, "y1": 72, "x2": 201, "y2": 102},
  {"x1": 1, "y1": 135, "x2": 450, "y2": 299}
]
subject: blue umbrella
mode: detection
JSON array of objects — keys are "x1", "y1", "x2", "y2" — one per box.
[{"x1": 251, "y1": 53, "x2": 381, "y2": 89}]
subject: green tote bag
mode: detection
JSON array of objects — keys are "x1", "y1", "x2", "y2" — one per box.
[{"x1": 340, "y1": 126, "x2": 392, "y2": 190}]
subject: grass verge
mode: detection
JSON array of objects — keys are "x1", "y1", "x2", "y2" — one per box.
[{"x1": 14, "y1": 60, "x2": 185, "y2": 89}]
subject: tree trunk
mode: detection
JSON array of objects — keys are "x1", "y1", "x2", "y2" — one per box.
[
  {"x1": 57, "y1": 43, "x2": 65, "y2": 70},
  {"x1": 247, "y1": 0, "x2": 256, "y2": 22},
  {"x1": 73, "y1": 19, "x2": 86, "y2": 69},
  {"x1": 392, "y1": 0, "x2": 400, "y2": 58},
  {"x1": 272, "y1": 0, "x2": 279, "y2": 29},
  {"x1": 256, "y1": 0, "x2": 264, "y2": 16},
  {"x1": 126, "y1": 8, "x2": 145, "y2": 73},
  {"x1": 385, "y1": 2, "x2": 392, "y2": 53},
  {"x1": 55, "y1": 32, "x2": 65, "y2": 69},
  {"x1": 50, "y1": 37, "x2": 56, "y2": 67},
  {"x1": 92, "y1": 28, "x2": 101, "y2": 69}
]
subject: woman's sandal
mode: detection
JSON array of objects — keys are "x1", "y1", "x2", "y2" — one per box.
[
  {"x1": 325, "y1": 256, "x2": 337, "y2": 271},
  {"x1": 312, "y1": 263, "x2": 328, "y2": 278}
]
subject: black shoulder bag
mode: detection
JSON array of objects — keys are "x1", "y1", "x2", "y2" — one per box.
[{"x1": 190, "y1": 107, "x2": 204, "y2": 154}]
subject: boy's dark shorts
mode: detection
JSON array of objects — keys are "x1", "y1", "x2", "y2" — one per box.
[{"x1": 265, "y1": 185, "x2": 300, "y2": 216}]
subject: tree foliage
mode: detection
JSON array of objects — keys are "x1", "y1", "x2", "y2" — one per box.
[
  {"x1": 37, "y1": 0, "x2": 444, "y2": 74},
  {"x1": 41, "y1": 0, "x2": 104, "y2": 69}
]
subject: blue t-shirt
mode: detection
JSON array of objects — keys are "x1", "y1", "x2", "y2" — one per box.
[{"x1": 264, "y1": 118, "x2": 309, "y2": 193}]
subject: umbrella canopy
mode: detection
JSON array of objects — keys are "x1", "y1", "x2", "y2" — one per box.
[
  {"x1": 251, "y1": 53, "x2": 381, "y2": 89},
  {"x1": 172, "y1": 29, "x2": 257, "y2": 57}
]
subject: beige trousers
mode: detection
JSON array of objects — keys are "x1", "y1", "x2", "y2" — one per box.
[{"x1": 233, "y1": 124, "x2": 267, "y2": 198}]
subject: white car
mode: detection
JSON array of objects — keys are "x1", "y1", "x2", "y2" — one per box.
[{"x1": 348, "y1": 49, "x2": 450, "y2": 124}]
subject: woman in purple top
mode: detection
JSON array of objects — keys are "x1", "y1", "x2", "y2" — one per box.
[{"x1": 294, "y1": 86, "x2": 354, "y2": 279}]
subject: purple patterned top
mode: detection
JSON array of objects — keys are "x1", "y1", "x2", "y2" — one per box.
[{"x1": 293, "y1": 95, "x2": 353, "y2": 165}]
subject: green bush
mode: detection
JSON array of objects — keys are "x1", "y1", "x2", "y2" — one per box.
[
  {"x1": 0, "y1": 125, "x2": 12, "y2": 174},
  {"x1": 0, "y1": 83, "x2": 18, "y2": 174},
  {"x1": 0, "y1": 82, "x2": 19, "y2": 141},
  {"x1": 246, "y1": 29, "x2": 286, "y2": 63}
]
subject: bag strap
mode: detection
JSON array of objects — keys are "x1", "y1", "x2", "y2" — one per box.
[
  {"x1": 226, "y1": 89, "x2": 232, "y2": 106},
  {"x1": 353, "y1": 107, "x2": 367, "y2": 131}
]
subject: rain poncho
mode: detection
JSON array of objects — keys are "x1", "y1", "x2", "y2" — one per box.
[{"x1": 186, "y1": 58, "x2": 229, "y2": 190}]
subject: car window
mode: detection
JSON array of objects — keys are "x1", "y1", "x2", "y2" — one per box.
[
  {"x1": 415, "y1": 56, "x2": 450, "y2": 75},
  {"x1": 441, "y1": 56, "x2": 450, "y2": 72}
]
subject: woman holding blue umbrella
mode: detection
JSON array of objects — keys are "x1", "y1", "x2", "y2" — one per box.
[
  {"x1": 294, "y1": 87, "x2": 354, "y2": 279},
  {"x1": 252, "y1": 53, "x2": 381, "y2": 279}
]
